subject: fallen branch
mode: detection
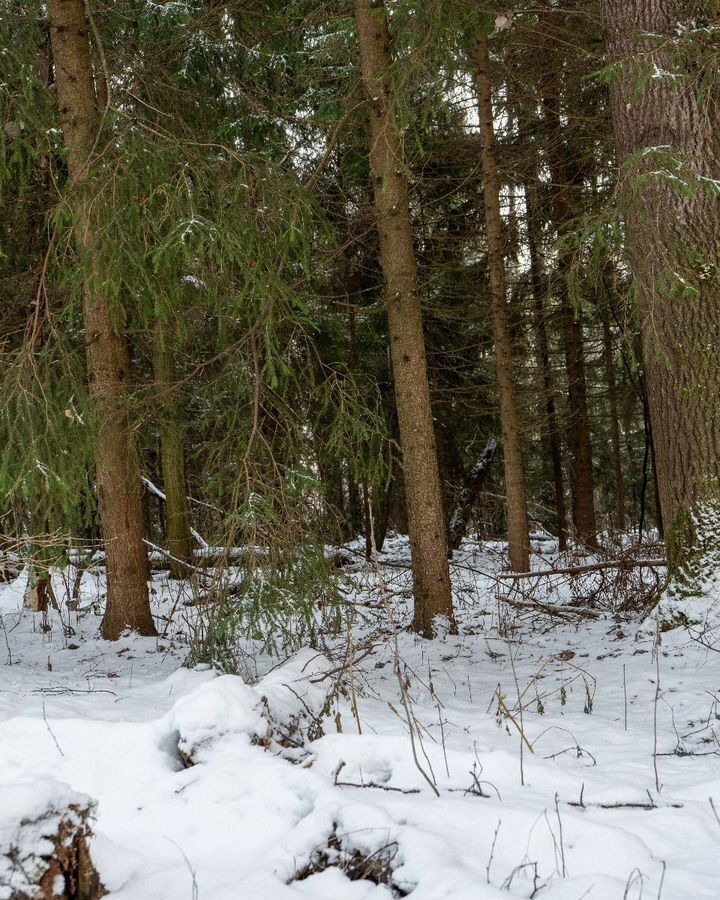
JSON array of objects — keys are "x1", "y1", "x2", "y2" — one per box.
[
  {"x1": 568, "y1": 800, "x2": 682, "y2": 810},
  {"x1": 500, "y1": 595, "x2": 602, "y2": 619},
  {"x1": 333, "y1": 761, "x2": 421, "y2": 795},
  {"x1": 142, "y1": 540, "x2": 214, "y2": 580},
  {"x1": 142, "y1": 477, "x2": 209, "y2": 548},
  {"x1": 496, "y1": 688, "x2": 534, "y2": 754},
  {"x1": 497, "y1": 558, "x2": 666, "y2": 580}
]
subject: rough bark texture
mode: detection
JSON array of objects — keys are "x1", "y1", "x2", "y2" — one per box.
[
  {"x1": 354, "y1": 0, "x2": 453, "y2": 635},
  {"x1": 540, "y1": 61, "x2": 598, "y2": 550},
  {"x1": 23, "y1": 568, "x2": 55, "y2": 613},
  {"x1": 524, "y1": 180, "x2": 569, "y2": 550},
  {"x1": 601, "y1": 0, "x2": 720, "y2": 560},
  {"x1": 474, "y1": 34, "x2": 530, "y2": 572},
  {"x1": 153, "y1": 318, "x2": 193, "y2": 579},
  {"x1": 47, "y1": 0, "x2": 154, "y2": 638}
]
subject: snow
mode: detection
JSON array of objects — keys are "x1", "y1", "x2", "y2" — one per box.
[
  {"x1": 0, "y1": 780, "x2": 94, "y2": 899},
  {"x1": 1, "y1": 539, "x2": 719, "y2": 898}
]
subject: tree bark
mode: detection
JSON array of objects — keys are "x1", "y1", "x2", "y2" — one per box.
[
  {"x1": 524, "y1": 180, "x2": 569, "y2": 550},
  {"x1": 540, "y1": 61, "x2": 598, "y2": 550},
  {"x1": 601, "y1": 0, "x2": 720, "y2": 565},
  {"x1": 448, "y1": 437, "x2": 498, "y2": 554},
  {"x1": 354, "y1": 0, "x2": 453, "y2": 635},
  {"x1": 47, "y1": 0, "x2": 154, "y2": 637},
  {"x1": 602, "y1": 315, "x2": 627, "y2": 531},
  {"x1": 153, "y1": 316, "x2": 193, "y2": 579},
  {"x1": 473, "y1": 34, "x2": 530, "y2": 572}
]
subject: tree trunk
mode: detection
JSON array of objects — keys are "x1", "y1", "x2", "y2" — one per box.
[
  {"x1": 602, "y1": 316, "x2": 626, "y2": 531},
  {"x1": 541, "y1": 63, "x2": 598, "y2": 550},
  {"x1": 473, "y1": 34, "x2": 530, "y2": 572},
  {"x1": 448, "y1": 437, "x2": 498, "y2": 554},
  {"x1": 47, "y1": 0, "x2": 154, "y2": 638},
  {"x1": 435, "y1": 420, "x2": 465, "y2": 546},
  {"x1": 346, "y1": 290, "x2": 367, "y2": 538},
  {"x1": 386, "y1": 464, "x2": 409, "y2": 534},
  {"x1": 363, "y1": 482, "x2": 390, "y2": 558},
  {"x1": 524, "y1": 180, "x2": 569, "y2": 550},
  {"x1": 601, "y1": 0, "x2": 720, "y2": 566},
  {"x1": 354, "y1": 0, "x2": 453, "y2": 636},
  {"x1": 318, "y1": 451, "x2": 348, "y2": 542},
  {"x1": 153, "y1": 316, "x2": 193, "y2": 579}
]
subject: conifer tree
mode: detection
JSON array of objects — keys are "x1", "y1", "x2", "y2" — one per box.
[
  {"x1": 601, "y1": 0, "x2": 720, "y2": 566},
  {"x1": 473, "y1": 29, "x2": 530, "y2": 572},
  {"x1": 47, "y1": 0, "x2": 154, "y2": 638},
  {"x1": 353, "y1": 0, "x2": 454, "y2": 635}
]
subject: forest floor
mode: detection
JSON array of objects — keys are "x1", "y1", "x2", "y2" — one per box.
[{"x1": 1, "y1": 536, "x2": 719, "y2": 899}]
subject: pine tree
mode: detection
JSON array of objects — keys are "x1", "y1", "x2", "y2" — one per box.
[
  {"x1": 353, "y1": 0, "x2": 454, "y2": 635},
  {"x1": 47, "y1": 0, "x2": 154, "y2": 638},
  {"x1": 472, "y1": 30, "x2": 530, "y2": 572}
]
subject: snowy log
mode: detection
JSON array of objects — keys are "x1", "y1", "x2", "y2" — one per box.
[
  {"x1": 0, "y1": 781, "x2": 104, "y2": 900},
  {"x1": 167, "y1": 650, "x2": 336, "y2": 766}
]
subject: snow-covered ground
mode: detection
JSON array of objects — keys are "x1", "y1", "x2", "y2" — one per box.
[{"x1": 1, "y1": 537, "x2": 719, "y2": 899}]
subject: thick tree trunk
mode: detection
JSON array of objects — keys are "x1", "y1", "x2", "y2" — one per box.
[
  {"x1": 354, "y1": 0, "x2": 453, "y2": 635},
  {"x1": 601, "y1": 0, "x2": 720, "y2": 566},
  {"x1": 541, "y1": 66, "x2": 598, "y2": 550},
  {"x1": 47, "y1": 0, "x2": 154, "y2": 637},
  {"x1": 153, "y1": 317, "x2": 193, "y2": 578},
  {"x1": 602, "y1": 316, "x2": 626, "y2": 532},
  {"x1": 473, "y1": 34, "x2": 530, "y2": 572},
  {"x1": 524, "y1": 180, "x2": 569, "y2": 550}
]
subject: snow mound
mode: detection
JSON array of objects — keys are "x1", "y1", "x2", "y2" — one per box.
[
  {"x1": 639, "y1": 501, "x2": 720, "y2": 644},
  {"x1": 166, "y1": 650, "x2": 334, "y2": 763},
  {"x1": 0, "y1": 779, "x2": 100, "y2": 900}
]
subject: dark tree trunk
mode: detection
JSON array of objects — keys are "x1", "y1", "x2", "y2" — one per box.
[
  {"x1": 602, "y1": 316, "x2": 627, "y2": 531},
  {"x1": 354, "y1": 0, "x2": 453, "y2": 635},
  {"x1": 47, "y1": 0, "x2": 154, "y2": 638},
  {"x1": 448, "y1": 438, "x2": 498, "y2": 554},
  {"x1": 524, "y1": 180, "x2": 569, "y2": 550},
  {"x1": 435, "y1": 421, "x2": 465, "y2": 546},
  {"x1": 153, "y1": 316, "x2": 193, "y2": 579},
  {"x1": 386, "y1": 464, "x2": 409, "y2": 534},
  {"x1": 541, "y1": 61, "x2": 598, "y2": 550},
  {"x1": 473, "y1": 34, "x2": 530, "y2": 572}
]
